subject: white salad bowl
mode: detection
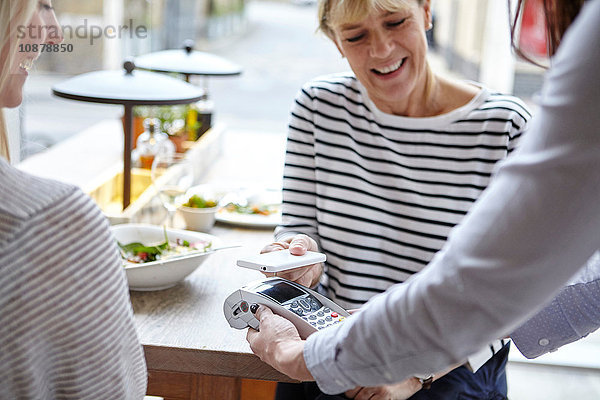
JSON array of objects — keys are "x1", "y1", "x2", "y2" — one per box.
[
  {"x1": 111, "y1": 223, "x2": 222, "y2": 291},
  {"x1": 178, "y1": 205, "x2": 218, "y2": 232}
]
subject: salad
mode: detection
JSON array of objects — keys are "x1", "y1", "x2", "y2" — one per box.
[
  {"x1": 221, "y1": 201, "x2": 280, "y2": 216},
  {"x1": 117, "y1": 229, "x2": 212, "y2": 264},
  {"x1": 182, "y1": 194, "x2": 218, "y2": 209}
]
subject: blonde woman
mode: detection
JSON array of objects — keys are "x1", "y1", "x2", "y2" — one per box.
[
  {"x1": 0, "y1": 2, "x2": 147, "y2": 398},
  {"x1": 258, "y1": 0, "x2": 530, "y2": 398},
  {"x1": 0, "y1": 0, "x2": 52, "y2": 157},
  {"x1": 249, "y1": 0, "x2": 600, "y2": 397}
]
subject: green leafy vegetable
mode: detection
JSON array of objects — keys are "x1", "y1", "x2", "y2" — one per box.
[
  {"x1": 183, "y1": 194, "x2": 218, "y2": 209},
  {"x1": 117, "y1": 235, "x2": 212, "y2": 264}
]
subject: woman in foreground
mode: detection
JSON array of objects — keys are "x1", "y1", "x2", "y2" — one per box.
[{"x1": 0, "y1": 1, "x2": 147, "y2": 398}]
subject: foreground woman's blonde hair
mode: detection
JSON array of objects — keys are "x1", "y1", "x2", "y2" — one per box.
[
  {"x1": 318, "y1": 0, "x2": 425, "y2": 40},
  {"x1": 0, "y1": 0, "x2": 38, "y2": 161}
]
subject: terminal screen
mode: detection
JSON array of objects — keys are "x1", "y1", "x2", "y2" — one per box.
[{"x1": 257, "y1": 281, "x2": 305, "y2": 304}]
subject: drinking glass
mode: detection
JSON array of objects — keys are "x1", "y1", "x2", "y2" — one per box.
[{"x1": 151, "y1": 153, "x2": 194, "y2": 227}]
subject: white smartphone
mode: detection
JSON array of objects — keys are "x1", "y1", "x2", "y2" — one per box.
[
  {"x1": 236, "y1": 250, "x2": 326, "y2": 273},
  {"x1": 223, "y1": 277, "x2": 350, "y2": 339}
]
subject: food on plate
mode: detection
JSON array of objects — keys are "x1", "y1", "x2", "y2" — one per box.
[
  {"x1": 117, "y1": 230, "x2": 212, "y2": 264},
  {"x1": 221, "y1": 201, "x2": 280, "y2": 216},
  {"x1": 182, "y1": 194, "x2": 218, "y2": 209}
]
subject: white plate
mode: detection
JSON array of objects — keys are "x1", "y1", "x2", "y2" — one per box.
[
  {"x1": 215, "y1": 208, "x2": 282, "y2": 228},
  {"x1": 215, "y1": 188, "x2": 282, "y2": 228},
  {"x1": 111, "y1": 223, "x2": 222, "y2": 291},
  {"x1": 186, "y1": 184, "x2": 282, "y2": 228}
]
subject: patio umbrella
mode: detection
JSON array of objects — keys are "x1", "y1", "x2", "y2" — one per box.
[
  {"x1": 52, "y1": 60, "x2": 204, "y2": 210},
  {"x1": 135, "y1": 40, "x2": 243, "y2": 82}
]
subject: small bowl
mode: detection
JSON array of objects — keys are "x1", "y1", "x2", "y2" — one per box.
[
  {"x1": 178, "y1": 205, "x2": 218, "y2": 232},
  {"x1": 111, "y1": 223, "x2": 221, "y2": 291}
]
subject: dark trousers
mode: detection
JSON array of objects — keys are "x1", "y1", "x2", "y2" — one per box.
[{"x1": 275, "y1": 343, "x2": 510, "y2": 400}]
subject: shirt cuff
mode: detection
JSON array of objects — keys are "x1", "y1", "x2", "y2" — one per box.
[
  {"x1": 511, "y1": 297, "x2": 579, "y2": 358},
  {"x1": 304, "y1": 326, "x2": 352, "y2": 395}
]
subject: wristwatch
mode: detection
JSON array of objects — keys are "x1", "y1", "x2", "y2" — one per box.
[{"x1": 417, "y1": 375, "x2": 433, "y2": 390}]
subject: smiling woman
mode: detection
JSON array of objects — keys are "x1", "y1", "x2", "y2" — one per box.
[
  {"x1": 0, "y1": 1, "x2": 147, "y2": 398},
  {"x1": 321, "y1": 0, "x2": 463, "y2": 116},
  {"x1": 260, "y1": 0, "x2": 532, "y2": 399},
  {"x1": 0, "y1": 0, "x2": 63, "y2": 159}
]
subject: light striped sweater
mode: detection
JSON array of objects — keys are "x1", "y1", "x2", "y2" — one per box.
[
  {"x1": 275, "y1": 73, "x2": 531, "y2": 368},
  {"x1": 0, "y1": 158, "x2": 147, "y2": 399}
]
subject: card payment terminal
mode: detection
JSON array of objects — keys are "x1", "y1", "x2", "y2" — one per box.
[{"x1": 223, "y1": 277, "x2": 350, "y2": 339}]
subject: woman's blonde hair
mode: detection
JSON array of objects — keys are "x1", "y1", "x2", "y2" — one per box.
[
  {"x1": 318, "y1": 0, "x2": 424, "y2": 40},
  {"x1": 0, "y1": 0, "x2": 38, "y2": 161},
  {"x1": 317, "y1": 0, "x2": 435, "y2": 100}
]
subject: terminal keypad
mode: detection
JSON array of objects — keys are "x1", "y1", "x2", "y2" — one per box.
[{"x1": 286, "y1": 295, "x2": 345, "y2": 331}]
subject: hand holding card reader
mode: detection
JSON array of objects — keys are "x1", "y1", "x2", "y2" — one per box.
[{"x1": 223, "y1": 277, "x2": 350, "y2": 339}]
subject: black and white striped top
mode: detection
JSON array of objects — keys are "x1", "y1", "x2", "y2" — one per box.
[
  {"x1": 0, "y1": 158, "x2": 147, "y2": 399},
  {"x1": 275, "y1": 73, "x2": 531, "y2": 309}
]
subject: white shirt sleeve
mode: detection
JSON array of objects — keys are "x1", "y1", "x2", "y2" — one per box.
[{"x1": 304, "y1": 0, "x2": 600, "y2": 394}]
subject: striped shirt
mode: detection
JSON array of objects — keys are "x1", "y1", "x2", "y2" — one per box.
[
  {"x1": 275, "y1": 73, "x2": 530, "y2": 369},
  {"x1": 0, "y1": 158, "x2": 147, "y2": 399}
]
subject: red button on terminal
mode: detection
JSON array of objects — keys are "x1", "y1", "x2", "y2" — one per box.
[{"x1": 331, "y1": 312, "x2": 338, "y2": 318}]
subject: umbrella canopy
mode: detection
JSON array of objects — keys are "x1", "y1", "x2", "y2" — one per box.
[
  {"x1": 135, "y1": 41, "x2": 242, "y2": 77},
  {"x1": 52, "y1": 61, "x2": 204, "y2": 106}
]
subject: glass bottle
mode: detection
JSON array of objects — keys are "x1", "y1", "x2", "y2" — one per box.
[{"x1": 136, "y1": 118, "x2": 175, "y2": 169}]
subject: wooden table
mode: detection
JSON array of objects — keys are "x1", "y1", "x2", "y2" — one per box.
[
  {"x1": 131, "y1": 128, "x2": 291, "y2": 399},
  {"x1": 131, "y1": 224, "x2": 296, "y2": 399}
]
